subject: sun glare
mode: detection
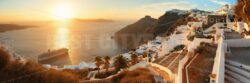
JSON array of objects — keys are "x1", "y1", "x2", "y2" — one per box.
[{"x1": 52, "y1": 3, "x2": 74, "y2": 21}]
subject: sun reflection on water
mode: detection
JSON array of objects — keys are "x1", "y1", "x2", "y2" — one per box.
[{"x1": 55, "y1": 27, "x2": 69, "y2": 49}]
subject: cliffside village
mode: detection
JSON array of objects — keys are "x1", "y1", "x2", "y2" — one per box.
[
  {"x1": 3, "y1": 4, "x2": 248, "y2": 83},
  {"x1": 52, "y1": 4, "x2": 249, "y2": 83}
]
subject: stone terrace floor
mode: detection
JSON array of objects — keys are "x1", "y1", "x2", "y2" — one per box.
[
  {"x1": 168, "y1": 50, "x2": 187, "y2": 73},
  {"x1": 157, "y1": 53, "x2": 180, "y2": 67},
  {"x1": 187, "y1": 44, "x2": 217, "y2": 83}
]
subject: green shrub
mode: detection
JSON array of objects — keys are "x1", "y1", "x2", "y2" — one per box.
[
  {"x1": 0, "y1": 48, "x2": 83, "y2": 82},
  {"x1": 0, "y1": 48, "x2": 10, "y2": 70},
  {"x1": 195, "y1": 42, "x2": 210, "y2": 54},
  {"x1": 170, "y1": 44, "x2": 185, "y2": 52},
  {"x1": 110, "y1": 68, "x2": 155, "y2": 83},
  {"x1": 176, "y1": 31, "x2": 182, "y2": 34},
  {"x1": 204, "y1": 35, "x2": 214, "y2": 39},
  {"x1": 95, "y1": 70, "x2": 117, "y2": 79},
  {"x1": 187, "y1": 33, "x2": 195, "y2": 41}
]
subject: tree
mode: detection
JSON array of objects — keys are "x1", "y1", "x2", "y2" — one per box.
[
  {"x1": 0, "y1": 48, "x2": 10, "y2": 70},
  {"x1": 130, "y1": 54, "x2": 138, "y2": 65},
  {"x1": 104, "y1": 56, "x2": 110, "y2": 73},
  {"x1": 235, "y1": 0, "x2": 250, "y2": 27},
  {"x1": 142, "y1": 52, "x2": 148, "y2": 58},
  {"x1": 95, "y1": 56, "x2": 103, "y2": 74},
  {"x1": 114, "y1": 55, "x2": 128, "y2": 72}
]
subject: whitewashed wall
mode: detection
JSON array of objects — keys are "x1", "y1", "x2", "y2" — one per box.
[
  {"x1": 211, "y1": 38, "x2": 225, "y2": 83},
  {"x1": 149, "y1": 63, "x2": 174, "y2": 81},
  {"x1": 188, "y1": 38, "x2": 212, "y2": 52},
  {"x1": 176, "y1": 55, "x2": 189, "y2": 83}
]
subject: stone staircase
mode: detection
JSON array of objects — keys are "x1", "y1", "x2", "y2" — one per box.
[{"x1": 224, "y1": 60, "x2": 250, "y2": 83}]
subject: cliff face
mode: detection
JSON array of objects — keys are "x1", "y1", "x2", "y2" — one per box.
[
  {"x1": 116, "y1": 16, "x2": 157, "y2": 34},
  {"x1": 115, "y1": 16, "x2": 157, "y2": 50},
  {"x1": 0, "y1": 24, "x2": 36, "y2": 32},
  {"x1": 149, "y1": 9, "x2": 189, "y2": 36},
  {"x1": 115, "y1": 9, "x2": 190, "y2": 50}
]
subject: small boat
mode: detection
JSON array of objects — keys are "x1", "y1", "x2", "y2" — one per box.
[{"x1": 38, "y1": 48, "x2": 71, "y2": 67}]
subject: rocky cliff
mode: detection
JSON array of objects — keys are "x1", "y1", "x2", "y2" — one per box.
[
  {"x1": 114, "y1": 15, "x2": 157, "y2": 50},
  {"x1": 149, "y1": 9, "x2": 189, "y2": 36},
  {"x1": 115, "y1": 9, "x2": 190, "y2": 50}
]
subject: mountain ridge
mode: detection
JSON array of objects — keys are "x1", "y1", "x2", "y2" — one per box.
[{"x1": 114, "y1": 9, "x2": 190, "y2": 49}]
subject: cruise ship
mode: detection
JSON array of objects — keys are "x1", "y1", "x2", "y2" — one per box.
[{"x1": 38, "y1": 48, "x2": 72, "y2": 67}]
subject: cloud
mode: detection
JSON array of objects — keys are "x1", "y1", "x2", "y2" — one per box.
[
  {"x1": 209, "y1": 0, "x2": 230, "y2": 5},
  {"x1": 139, "y1": 1, "x2": 197, "y2": 11}
]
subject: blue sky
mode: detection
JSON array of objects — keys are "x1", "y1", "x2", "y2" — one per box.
[{"x1": 0, "y1": 0, "x2": 236, "y2": 21}]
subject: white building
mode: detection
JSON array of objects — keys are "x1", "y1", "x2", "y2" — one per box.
[
  {"x1": 232, "y1": 22, "x2": 249, "y2": 33},
  {"x1": 187, "y1": 22, "x2": 203, "y2": 31},
  {"x1": 211, "y1": 29, "x2": 250, "y2": 83}
]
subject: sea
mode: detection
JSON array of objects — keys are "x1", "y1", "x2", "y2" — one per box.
[{"x1": 0, "y1": 21, "x2": 131, "y2": 64}]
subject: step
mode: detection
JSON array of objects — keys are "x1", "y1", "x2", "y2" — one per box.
[
  {"x1": 225, "y1": 73, "x2": 243, "y2": 83},
  {"x1": 225, "y1": 60, "x2": 250, "y2": 72},
  {"x1": 225, "y1": 69, "x2": 250, "y2": 83},
  {"x1": 225, "y1": 64, "x2": 250, "y2": 78}
]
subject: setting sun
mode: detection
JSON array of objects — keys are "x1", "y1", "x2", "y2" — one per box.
[{"x1": 52, "y1": 3, "x2": 74, "y2": 21}]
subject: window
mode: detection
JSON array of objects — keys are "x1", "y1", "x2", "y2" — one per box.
[
  {"x1": 210, "y1": 18, "x2": 214, "y2": 22},
  {"x1": 217, "y1": 19, "x2": 220, "y2": 22},
  {"x1": 221, "y1": 18, "x2": 224, "y2": 22}
]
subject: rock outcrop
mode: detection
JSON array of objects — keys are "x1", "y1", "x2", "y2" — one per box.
[
  {"x1": 115, "y1": 9, "x2": 190, "y2": 50},
  {"x1": 114, "y1": 15, "x2": 157, "y2": 50}
]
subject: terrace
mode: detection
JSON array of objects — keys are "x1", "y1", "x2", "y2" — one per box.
[
  {"x1": 168, "y1": 50, "x2": 187, "y2": 73},
  {"x1": 158, "y1": 53, "x2": 180, "y2": 67},
  {"x1": 224, "y1": 46, "x2": 250, "y2": 83},
  {"x1": 227, "y1": 47, "x2": 250, "y2": 65},
  {"x1": 187, "y1": 43, "x2": 217, "y2": 83},
  {"x1": 223, "y1": 31, "x2": 242, "y2": 39}
]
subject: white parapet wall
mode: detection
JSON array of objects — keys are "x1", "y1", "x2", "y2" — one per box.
[
  {"x1": 188, "y1": 38, "x2": 212, "y2": 52},
  {"x1": 211, "y1": 30, "x2": 250, "y2": 83},
  {"x1": 176, "y1": 54, "x2": 189, "y2": 83},
  {"x1": 149, "y1": 63, "x2": 175, "y2": 81},
  {"x1": 211, "y1": 38, "x2": 226, "y2": 83}
]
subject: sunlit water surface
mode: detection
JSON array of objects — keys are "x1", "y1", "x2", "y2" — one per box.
[{"x1": 0, "y1": 22, "x2": 130, "y2": 64}]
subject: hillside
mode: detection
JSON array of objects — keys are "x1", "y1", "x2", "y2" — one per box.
[
  {"x1": 149, "y1": 9, "x2": 189, "y2": 36},
  {"x1": 115, "y1": 9, "x2": 190, "y2": 49},
  {"x1": 114, "y1": 16, "x2": 157, "y2": 50},
  {"x1": 72, "y1": 18, "x2": 114, "y2": 23},
  {"x1": 116, "y1": 15, "x2": 157, "y2": 34},
  {"x1": 0, "y1": 24, "x2": 36, "y2": 33},
  {"x1": 0, "y1": 48, "x2": 84, "y2": 82}
]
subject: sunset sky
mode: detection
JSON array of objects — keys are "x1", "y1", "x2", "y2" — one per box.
[{"x1": 0, "y1": 0, "x2": 236, "y2": 22}]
